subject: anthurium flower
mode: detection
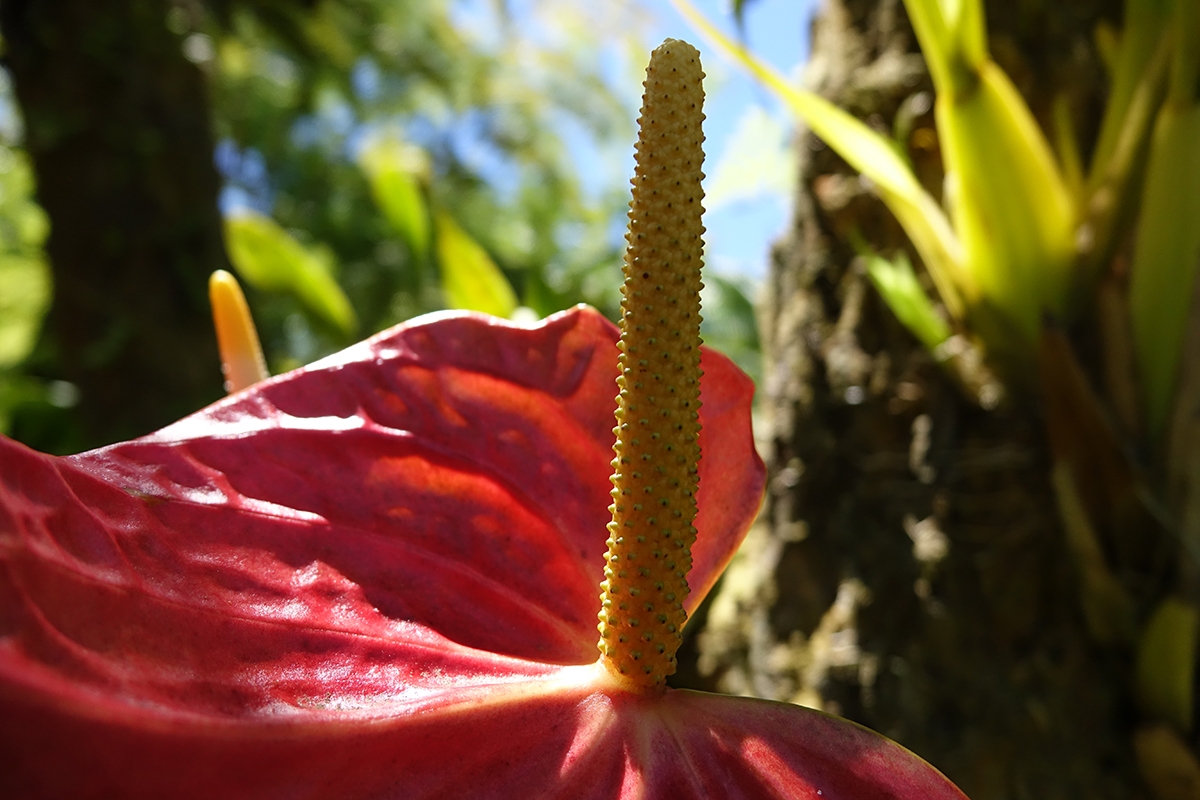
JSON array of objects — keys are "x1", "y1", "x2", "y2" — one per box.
[
  {"x1": 0, "y1": 40, "x2": 966, "y2": 800},
  {"x1": 0, "y1": 304, "x2": 958, "y2": 799}
]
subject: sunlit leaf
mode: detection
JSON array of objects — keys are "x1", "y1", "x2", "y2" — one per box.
[
  {"x1": 865, "y1": 251, "x2": 951, "y2": 352},
  {"x1": 1135, "y1": 597, "x2": 1198, "y2": 732},
  {"x1": 700, "y1": 272, "x2": 761, "y2": 384},
  {"x1": 0, "y1": 148, "x2": 50, "y2": 254},
  {"x1": 434, "y1": 209, "x2": 518, "y2": 317},
  {"x1": 672, "y1": 0, "x2": 967, "y2": 320},
  {"x1": 901, "y1": 0, "x2": 1077, "y2": 355},
  {"x1": 359, "y1": 138, "x2": 431, "y2": 259},
  {"x1": 206, "y1": 1, "x2": 647, "y2": 376},
  {"x1": 0, "y1": 255, "x2": 51, "y2": 369},
  {"x1": 902, "y1": 0, "x2": 987, "y2": 96},
  {"x1": 224, "y1": 210, "x2": 358, "y2": 335},
  {"x1": 1087, "y1": 0, "x2": 1171, "y2": 187}
]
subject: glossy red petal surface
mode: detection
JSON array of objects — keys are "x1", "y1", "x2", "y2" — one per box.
[
  {"x1": 3, "y1": 658, "x2": 965, "y2": 800},
  {"x1": 649, "y1": 691, "x2": 969, "y2": 800},
  {"x1": 0, "y1": 306, "x2": 774, "y2": 797}
]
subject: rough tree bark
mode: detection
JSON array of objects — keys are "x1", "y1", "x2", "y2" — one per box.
[
  {"x1": 1, "y1": 0, "x2": 227, "y2": 450},
  {"x1": 689, "y1": 1, "x2": 1167, "y2": 798}
]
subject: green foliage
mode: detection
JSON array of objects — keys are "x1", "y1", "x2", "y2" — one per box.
[
  {"x1": 678, "y1": 0, "x2": 1080, "y2": 359},
  {"x1": 680, "y1": 0, "x2": 1200, "y2": 441},
  {"x1": 902, "y1": 0, "x2": 987, "y2": 98},
  {"x1": 225, "y1": 210, "x2": 358, "y2": 334},
  {"x1": 704, "y1": 105, "x2": 795, "y2": 212},
  {"x1": 674, "y1": 0, "x2": 966, "y2": 323},
  {"x1": 0, "y1": 255, "x2": 48, "y2": 369},
  {"x1": 1129, "y1": 0, "x2": 1200, "y2": 440},
  {"x1": 1135, "y1": 596, "x2": 1198, "y2": 733},
  {"x1": 1129, "y1": 105, "x2": 1200, "y2": 439},
  {"x1": 0, "y1": 2, "x2": 766, "y2": 443},
  {"x1": 935, "y1": 58, "x2": 1076, "y2": 353},
  {"x1": 865, "y1": 251, "x2": 951, "y2": 353},
  {"x1": 1088, "y1": 0, "x2": 1170, "y2": 198},
  {"x1": 433, "y1": 209, "x2": 518, "y2": 317},
  {"x1": 359, "y1": 137, "x2": 431, "y2": 259},
  {"x1": 701, "y1": 273, "x2": 761, "y2": 386},
  {"x1": 200, "y1": 0, "x2": 641, "y2": 369},
  {"x1": 0, "y1": 145, "x2": 52, "y2": 434}
]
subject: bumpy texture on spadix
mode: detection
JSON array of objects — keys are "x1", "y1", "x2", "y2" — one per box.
[
  {"x1": 208, "y1": 269, "x2": 268, "y2": 393},
  {"x1": 597, "y1": 39, "x2": 706, "y2": 690}
]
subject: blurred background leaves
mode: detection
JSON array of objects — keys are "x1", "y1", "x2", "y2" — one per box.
[
  {"x1": 0, "y1": 0, "x2": 763, "y2": 452},
  {"x1": 0, "y1": 143, "x2": 51, "y2": 433}
]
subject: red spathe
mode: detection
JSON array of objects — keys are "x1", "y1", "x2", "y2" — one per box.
[{"x1": 0, "y1": 305, "x2": 964, "y2": 800}]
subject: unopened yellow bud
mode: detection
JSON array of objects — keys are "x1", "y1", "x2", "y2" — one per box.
[{"x1": 208, "y1": 270, "x2": 269, "y2": 393}]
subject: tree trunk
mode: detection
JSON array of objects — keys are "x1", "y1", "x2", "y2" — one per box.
[
  {"x1": 692, "y1": 1, "x2": 1156, "y2": 797},
  {"x1": 1, "y1": 0, "x2": 227, "y2": 451}
]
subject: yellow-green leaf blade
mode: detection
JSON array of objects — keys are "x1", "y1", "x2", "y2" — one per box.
[
  {"x1": 1129, "y1": 104, "x2": 1200, "y2": 439},
  {"x1": 671, "y1": 0, "x2": 966, "y2": 319},
  {"x1": 937, "y1": 63, "x2": 1076, "y2": 351},
  {"x1": 359, "y1": 138, "x2": 431, "y2": 260},
  {"x1": 224, "y1": 210, "x2": 357, "y2": 335},
  {"x1": 0, "y1": 254, "x2": 51, "y2": 369},
  {"x1": 434, "y1": 210, "x2": 517, "y2": 318},
  {"x1": 865, "y1": 250, "x2": 951, "y2": 352}
]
